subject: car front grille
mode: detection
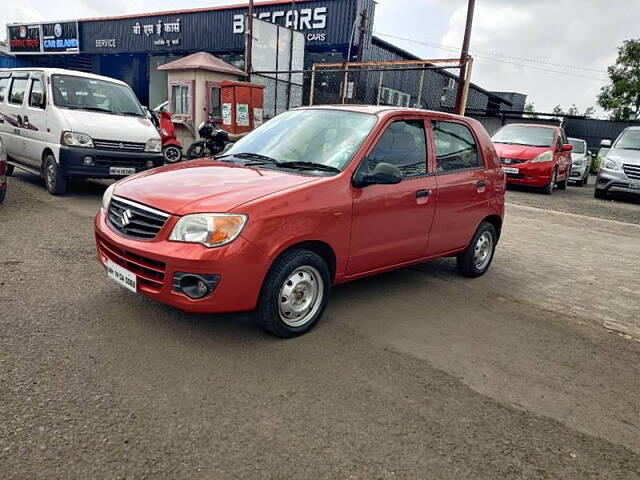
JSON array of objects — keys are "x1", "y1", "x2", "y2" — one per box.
[
  {"x1": 97, "y1": 234, "x2": 166, "y2": 291},
  {"x1": 623, "y1": 164, "x2": 640, "y2": 180},
  {"x1": 500, "y1": 157, "x2": 527, "y2": 165},
  {"x1": 108, "y1": 196, "x2": 170, "y2": 240},
  {"x1": 94, "y1": 139, "x2": 146, "y2": 152}
]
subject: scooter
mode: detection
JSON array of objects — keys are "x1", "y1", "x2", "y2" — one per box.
[
  {"x1": 150, "y1": 109, "x2": 183, "y2": 164},
  {"x1": 186, "y1": 115, "x2": 230, "y2": 159}
]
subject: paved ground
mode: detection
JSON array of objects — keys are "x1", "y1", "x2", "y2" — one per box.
[{"x1": 1, "y1": 171, "x2": 640, "y2": 479}]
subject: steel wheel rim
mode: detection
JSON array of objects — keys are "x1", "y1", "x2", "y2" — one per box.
[
  {"x1": 474, "y1": 232, "x2": 494, "y2": 271},
  {"x1": 46, "y1": 161, "x2": 55, "y2": 188},
  {"x1": 278, "y1": 266, "x2": 324, "y2": 328},
  {"x1": 165, "y1": 147, "x2": 181, "y2": 162}
]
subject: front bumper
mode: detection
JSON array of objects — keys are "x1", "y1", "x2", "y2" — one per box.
[
  {"x1": 59, "y1": 146, "x2": 163, "y2": 179},
  {"x1": 569, "y1": 163, "x2": 588, "y2": 180},
  {"x1": 595, "y1": 169, "x2": 640, "y2": 196},
  {"x1": 502, "y1": 162, "x2": 553, "y2": 187},
  {"x1": 94, "y1": 209, "x2": 270, "y2": 314}
]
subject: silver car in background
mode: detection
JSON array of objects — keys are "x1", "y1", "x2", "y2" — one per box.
[
  {"x1": 595, "y1": 127, "x2": 640, "y2": 199},
  {"x1": 568, "y1": 137, "x2": 591, "y2": 186}
]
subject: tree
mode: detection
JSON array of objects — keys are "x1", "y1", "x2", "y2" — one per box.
[
  {"x1": 552, "y1": 105, "x2": 564, "y2": 116},
  {"x1": 566, "y1": 104, "x2": 580, "y2": 116},
  {"x1": 583, "y1": 106, "x2": 595, "y2": 118},
  {"x1": 598, "y1": 39, "x2": 640, "y2": 121},
  {"x1": 524, "y1": 102, "x2": 536, "y2": 113}
]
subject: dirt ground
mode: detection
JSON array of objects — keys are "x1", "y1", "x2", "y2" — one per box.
[{"x1": 1, "y1": 172, "x2": 639, "y2": 479}]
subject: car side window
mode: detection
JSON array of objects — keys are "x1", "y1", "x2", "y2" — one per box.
[
  {"x1": 433, "y1": 121, "x2": 481, "y2": 173},
  {"x1": 9, "y1": 78, "x2": 28, "y2": 105},
  {"x1": 366, "y1": 120, "x2": 427, "y2": 177},
  {"x1": 0, "y1": 77, "x2": 10, "y2": 103},
  {"x1": 29, "y1": 78, "x2": 44, "y2": 108}
]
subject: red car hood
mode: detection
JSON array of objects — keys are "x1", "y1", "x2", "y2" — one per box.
[
  {"x1": 493, "y1": 143, "x2": 551, "y2": 159},
  {"x1": 113, "y1": 160, "x2": 319, "y2": 215}
]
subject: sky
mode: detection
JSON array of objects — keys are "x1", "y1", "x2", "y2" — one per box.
[{"x1": 2, "y1": 0, "x2": 639, "y2": 117}]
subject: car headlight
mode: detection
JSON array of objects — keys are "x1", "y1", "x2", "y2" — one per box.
[
  {"x1": 101, "y1": 183, "x2": 115, "y2": 212},
  {"x1": 145, "y1": 138, "x2": 162, "y2": 153},
  {"x1": 603, "y1": 158, "x2": 621, "y2": 171},
  {"x1": 61, "y1": 131, "x2": 94, "y2": 148},
  {"x1": 531, "y1": 151, "x2": 554, "y2": 163},
  {"x1": 169, "y1": 213, "x2": 248, "y2": 248}
]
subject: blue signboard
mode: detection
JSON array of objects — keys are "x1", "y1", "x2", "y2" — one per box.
[{"x1": 42, "y1": 22, "x2": 79, "y2": 53}]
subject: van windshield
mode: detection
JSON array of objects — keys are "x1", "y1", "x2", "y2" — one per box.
[
  {"x1": 52, "y1": 75, "x2": 144, "y2": 117},
  {"x1": 492, "y1": 125, "x2": 556, "y2": 148}
]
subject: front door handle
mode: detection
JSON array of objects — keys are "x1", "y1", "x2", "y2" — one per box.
[
  {"x1": 476, "y1": 181, "x2": 487, "y2": 193},
  {"x1": 416, "y1": 189, "x2": 430, "y2": 199},
  {"x1": 23, "y1": 115, "x2": 29, "y2": 128}
]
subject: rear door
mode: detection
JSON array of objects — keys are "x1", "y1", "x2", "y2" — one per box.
[
  {"x1": 347, "y1": 116, "x2": 437, "y2": 275},
  {"x1": 426, "y1": 119, "x2": 490, "y2": 256},
  {"x1": 22, "y1": 74, "x2": 48, "y2": 169},
  {"x1": 3, "y1": 72, "x2": 30, "y2": 163}
]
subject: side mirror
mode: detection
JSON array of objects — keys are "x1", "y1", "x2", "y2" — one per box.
[
  {"x1": 30, "y1": 92, "x2": 45, "y2": 109},
  {"x1": 561, "y1": 144, "x2": 573, "y2": 152},
  {"x1": 600, "y1": 139, "x2": 612, "y2": 148},
  {"x1": 353, "y1": 162, "x2": 403, "y2": 188}
]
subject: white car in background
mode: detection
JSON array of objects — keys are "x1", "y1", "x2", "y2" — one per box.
[{"x1": 568, "y1": 137, "x2": 591, "y2": 186}]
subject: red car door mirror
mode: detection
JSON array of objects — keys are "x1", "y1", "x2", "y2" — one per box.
[{"x1": 561, "y1": 144, "x2": 573, "y2": 152}]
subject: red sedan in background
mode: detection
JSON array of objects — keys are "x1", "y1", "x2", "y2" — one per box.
[
  {"x1": 95, "y1": 106, "x2": 505, "y2": 337},
  {"x1": 492, "y1": 124, "x2": 573, "y2": 194}
]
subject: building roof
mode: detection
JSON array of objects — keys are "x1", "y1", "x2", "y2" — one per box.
[
  {"x1": 370, "y1": 36, "x2": 513, "y2": 107},
  {"x1": 157, "y1": 52, "x2": 247, "y2": 76}
]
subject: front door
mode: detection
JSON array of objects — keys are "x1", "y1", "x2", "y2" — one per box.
[
  {"x1": 426, "y1": 119, "x2": 490, "y2": 256},
  {"x1": 347, "y1": 117, "x2": 437, "y2": 276}
]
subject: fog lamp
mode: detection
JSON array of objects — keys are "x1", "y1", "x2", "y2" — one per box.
[
  {"x1": 146, "y1": 160, "x2": 155, "y2": 168},
  {"x1": 83, "y1": 156, "x2": 94, "y2": 165}
]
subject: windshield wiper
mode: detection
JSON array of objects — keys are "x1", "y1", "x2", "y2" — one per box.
[
  {"x1": 279, "y1": 161, "x2": 341, "y2": 173},
  {"x1": 67, "y1": 106, "x2": 113, "y2": 114},
  {"x1": 223, "y1": 152, "x2": 281, "y2": 164}
]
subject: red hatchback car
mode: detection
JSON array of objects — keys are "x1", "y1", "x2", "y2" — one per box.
[
  {"x1": 492, "y1": 124, "x2": 573, "y2": 194},
  {"x1": 95, "y1": 106, "x2": 505, "y2": 337}
]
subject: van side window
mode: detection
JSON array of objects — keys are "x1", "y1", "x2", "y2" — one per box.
[
  {"x1": 0, "y1": 77, "x2": 10, "y2": 103},
  {"x1": 433, "y1": 121, "x2": 481, "y2": 173},
  {"x1": 29, "y1": 78, "x2": 45, "y2": 108},
  {"x1": 9, "y1": 78, "x2": 29, "y2": 105},
  {"x1": 367, "y1": 120, "x2": 427, "y2": 177}
]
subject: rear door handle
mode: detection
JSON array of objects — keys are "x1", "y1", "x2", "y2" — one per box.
[{"x1": 416, "y1": 189, "x2": 430, "y2": 199}]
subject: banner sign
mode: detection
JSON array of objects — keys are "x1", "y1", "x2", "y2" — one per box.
[
  {"x1": 42, "y1": 22, "x2": 79, "y2": 53},
  {"x1": 8, "y1": 25, "x2": 41, "y2": 54}
]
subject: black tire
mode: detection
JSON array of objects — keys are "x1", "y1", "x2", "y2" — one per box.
[
  {"x1": 594, "y1": 188, "x2": 607, "y2": 199},
  {"x1": 575, "y1": 176, "x2": 584, "y2": 187},
  {"x1": 583, "y1": 171, "x2": 589, "y2": 185},
  {"x1": 186, "y1": 141, "x2": 211, "y2": 160},
  {"x1": 43, "y1": 154, "x2": 67, "y2": 195},
  {"x1": 163, "y1": 145, "x2": 182, "y2": 164},
  {"x1": 6, "y1": 163, "x2": 14, "y2": 176},
  {"x1": 557, "y1": 171, "x2": 568, "y2": 190},
  {"x1": 457, "y1": 222, "x2": 498, "y2": 278},
  {"x1": 0, "y1": 185, "x2": 5, "y2": 203},
  {"x1": 255, "y1": 249, "x2": 331, "y2": 338},
  {"x1": 543, "y1": 169, "x2": 557, "y2": 195}
]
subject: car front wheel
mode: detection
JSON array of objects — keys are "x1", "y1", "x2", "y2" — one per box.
[
  {"x1": 255, "y1": 249, "x2": 331, "y2": 338},
  {"x1": 457, "y1": 222, "x2": 498, "y2": 278},
  {"x1": 543, "y1": 169, "x2": 557, "y2": 195}
]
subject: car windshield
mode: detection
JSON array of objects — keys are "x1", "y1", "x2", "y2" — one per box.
[
  {"x1": 492, "y1": 125, "x2": 555, "y2": 148},
  {"x1": 614, "y1": 130, "x2": 640, "y2": 150},
  {"x1": 223, "y1": 109, "x2": 378, "y2": 172},
  {"x1": 569, "y1": 139, "x2": 585, "y2": 154},
  {"x1": 52, "y1": 74, "x2": 144, "y2": 117}
]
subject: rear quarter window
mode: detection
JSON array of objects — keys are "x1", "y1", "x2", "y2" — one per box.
[
  {"x1": 9, "y1": 78, "x2": 29, "y2": 105},
  {"x1": 0, "y1": 77, "x2": 10, "y2": 103}
]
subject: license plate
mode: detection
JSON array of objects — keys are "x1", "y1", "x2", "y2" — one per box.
[
  {"x1": 109, "y1": 167, "x2": 136, "y2": 176},
  {"x1": 502, "y1": 167, "x2": 519, "y2": 174},
  {"x1": 106, "y1": 260, "x2": 137, "y2": 293}
]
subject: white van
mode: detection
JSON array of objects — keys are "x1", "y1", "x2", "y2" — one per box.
[{"x1": 0, "y1": 68, "x2": 163, "y2": 195}]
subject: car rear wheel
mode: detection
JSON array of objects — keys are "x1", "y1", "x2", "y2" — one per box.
[
  {"x1": 543, "y1": 169, "x2": 557, "y2": 195},
  {"x1": 557, "y1": 170, "x2": 568, "y2": 190},
  {"x1": 255, "y1": 249, "x2": 331, "y2": 338},
  {"x1": 457, "y1": 222, "x2": 498, "y2": 278},
  {"x1": 0, "y1": 184, "x2": 5, "y2": 203},
  {"x1": 6, "y1": 163, "x2": 14, "y2": 176},
  {"x1": 43, "y1": 154, "x2": 67, "y2": 196}
]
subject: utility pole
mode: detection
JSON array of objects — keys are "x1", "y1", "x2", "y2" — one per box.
[
  {"x1": 454, "y1": 0, "x2": 475, "y2": 115},
  {"x1": 245, "y1": 0, "x2": 254, "y2": 81},
  {"x1": 357, "y1": 9, "x2": 368, "y2": 61}
]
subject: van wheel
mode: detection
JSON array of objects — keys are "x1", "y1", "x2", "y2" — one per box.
[
  {"x1": 255, "y1": 249, "x2": 331, "y2": 338},
  {"x1": 457, "y1": 222, "x2": 497, "y2": 278},
  {"x1": 43, "y1": 154, "x2": 67, "y2": 195}
]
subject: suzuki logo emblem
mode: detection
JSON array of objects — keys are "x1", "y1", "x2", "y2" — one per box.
[{"x1": 121, "y1": 209, "x2": 133, "y2": 227}]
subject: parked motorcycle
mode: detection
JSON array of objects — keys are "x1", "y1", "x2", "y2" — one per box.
[
  {"x1": 149, "y1": 107, "x2": 183, "y2": 164},
  {"x1": 186, "y1": 116, "x2": 230, "y2": 159}
]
